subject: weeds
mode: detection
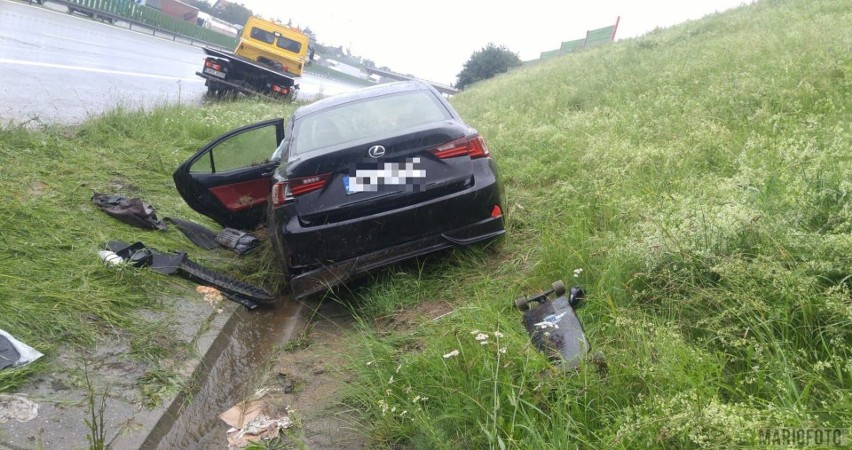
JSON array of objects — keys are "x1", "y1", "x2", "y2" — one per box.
[{"x1": 82, "y1": 362, "x2": 114, "y2": 450}]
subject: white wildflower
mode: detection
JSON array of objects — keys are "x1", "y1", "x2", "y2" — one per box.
[
  {"x1": 498, "y1": 347, "x2": 507, "y2": 354},
  {"x1": 573, "y1": 268, "x2": 584, "y2": 278},
  {"x1": 443, "y1": 350, "x2": 459, "y2": 359},
  {"x1": 493, "y1": 331, "x2": 504, "y2": 338},
  {"x1": 474, "y1": 333, "x2": 489, "y2": 341}
]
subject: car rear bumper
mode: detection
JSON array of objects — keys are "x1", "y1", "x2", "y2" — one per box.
[
  {"x1": 288, "y1": 214, "x2": 504, "y2": 299},
  {"x1": 274, "y1": 159, "x2": 503, "y2": 268}
]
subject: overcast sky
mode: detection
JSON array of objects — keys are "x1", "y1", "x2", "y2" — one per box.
[{"x1": 235, "y1": 0, "x2": 755, "y2": 85}]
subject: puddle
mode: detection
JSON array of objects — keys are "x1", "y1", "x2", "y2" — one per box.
[{"x1": 143, "y1": 298, "x2": 308, "y2": 449}]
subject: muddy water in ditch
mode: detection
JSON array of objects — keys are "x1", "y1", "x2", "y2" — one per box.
[{"x1": 143, "y1": 298, "x2": 309, "y2": 449}]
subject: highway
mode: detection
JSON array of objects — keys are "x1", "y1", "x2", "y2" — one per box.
[{"x1": 0, "y1": 0, "x2": 355, "y2": 125}]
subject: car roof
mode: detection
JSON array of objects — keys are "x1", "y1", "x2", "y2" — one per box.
[{"x1": 293, "y1": 80, "x2": 443, "y2": 119}]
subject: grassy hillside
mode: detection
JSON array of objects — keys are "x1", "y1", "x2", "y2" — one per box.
[{"x1": 343, "y1": 0, "x2": 851, "y2": 447}]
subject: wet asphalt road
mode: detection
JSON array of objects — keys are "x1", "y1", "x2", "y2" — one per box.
[{"x1": 0, "y1": 0, "x2": 355, "y2": 125}]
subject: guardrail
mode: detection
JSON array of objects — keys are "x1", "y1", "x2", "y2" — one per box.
[
  {"x1": 305, "y1": 64, "x2": 375, "y2": 87},
  {"x1": 49, "y1": 0, "x2": 238, "y2": 49}
]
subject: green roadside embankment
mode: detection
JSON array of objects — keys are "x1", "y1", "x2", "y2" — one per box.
[
  {"x1": 1, "y1": 0, "x2": 850, "y2": 447},
  {"x1": 338, "y1": 0, "x2": 850, "y2": 447}
]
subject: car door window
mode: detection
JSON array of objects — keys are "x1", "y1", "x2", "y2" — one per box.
[{"x1": 190, "y1": 123, "x2": 279, "y2": 174}]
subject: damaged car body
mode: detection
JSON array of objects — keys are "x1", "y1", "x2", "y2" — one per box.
[{"x1": 174, "y1": 81, "x2": 505, "y2": 299}]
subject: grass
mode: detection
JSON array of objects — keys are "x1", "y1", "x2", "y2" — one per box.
[
  {"x1": 335, "y1": 0, "x2": 852, "y2": 448},
  {"x1": 1, "y1": 0, "x2": 849, "y2": 447},
  {"x1": 0, "y1": 98, "x2": 297, "y2": 394}
]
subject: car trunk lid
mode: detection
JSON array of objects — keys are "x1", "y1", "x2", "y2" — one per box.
[{"x1": 287, "y1": 122, "x2": 476, "y2": 225}]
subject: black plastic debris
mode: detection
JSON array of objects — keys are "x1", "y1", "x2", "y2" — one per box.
[
  {"x1": 92, "y1": 193, "x2": 166, "y2": 231},
  {"x1": 0, "y1": 336, "x2": 20, "y2": 370},
  {"x1": 216, "y1": 228, "x2": 260, "y2": 255},
  {"x1": 222, "y1": 292, "x2": 260, "y2": 310},
  {"x1": 164, "y1": 218, "x2": 259, "y2": 255},
  {"x1": 514, "y1": 281, "x2": 589, "y2": 369},
  {"x1": 0, "y1": 329, "x2": 43, "y2": 369},
  {"x1": 103, "y1": 241, "x2": 273, "y2": 308},
  {"x1": 164, "y1": 217, "x2": 220, "y2": 250}
]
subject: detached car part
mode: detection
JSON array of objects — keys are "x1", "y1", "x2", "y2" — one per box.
[
  {"x1": 105, "y1": 241, "x2": 274, "y2": 307},
  {"x1": 515, "y1": 280, "x2": 589, "y2": 369}
]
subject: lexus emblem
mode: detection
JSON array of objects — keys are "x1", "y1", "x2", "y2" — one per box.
[{"x1": 368, "y1": 145, "x2": 386, "y2": 158}]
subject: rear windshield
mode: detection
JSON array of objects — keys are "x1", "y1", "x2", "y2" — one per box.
[
  {"x1": 293, "y1": 91, "x2": 450, "y2": 154},
  {"x1": 276, "y1": 36, "x2": 302, "y2": 53},
  {"x1": 249, "y1": 27, "x2": 274, "y2": 44}
]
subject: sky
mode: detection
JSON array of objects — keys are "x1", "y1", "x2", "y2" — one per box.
[{"x1": 234, "y1": 0, "x2": 755, "y2": 86}]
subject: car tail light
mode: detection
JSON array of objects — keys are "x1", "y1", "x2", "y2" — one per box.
[
  {"x1": 204, "y1": 59, "x2": 223, "y2": 72},
  {"x1": 272, "y1": 84, "x2": 289, "y2": 95},
  {"x1": 431, "y1": 135, "x2": 491, "y2": 159},
  {"x1": 491, "y1": 204, "x2": 503, "y2": 218},
  {"x1": 271, "y1": 173, "x2": 332, "y2": 207}
]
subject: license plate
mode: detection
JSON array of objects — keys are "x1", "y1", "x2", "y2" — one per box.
[
  {"x1": 203, "y1": 67, "x2": 226, "y2": 78},
  {"x1": 344, "y1": 158, "x2": 426, "y2": 194}
]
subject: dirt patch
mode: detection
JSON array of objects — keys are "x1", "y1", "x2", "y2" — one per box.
[
  {"x1": 107, "y1": 174, "x2": 140, "y2": 193},
  {"x1": 233, "y1": 301, "x2": 367, "y2": 450},
  {"x1": 218, "y1": 300, "x2": 457, "y2": 449},
  {"x1": 27, "y1": 181, "x2": 47, "y2": 197},
  {"x1": 377, "y1": 300, "x2": 454, "y2": 332},
  {"x1": 276, "y1": 311, "x2": 365, "y2": 449}
]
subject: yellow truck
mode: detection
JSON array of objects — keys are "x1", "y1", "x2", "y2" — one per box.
[{"x1": 196, "y1": 16, "x2": 311, "y2": 100}]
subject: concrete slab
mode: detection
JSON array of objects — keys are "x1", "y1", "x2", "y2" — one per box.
[{"x1": 0, "y1": 295, "x2": 239, "y2": 450}]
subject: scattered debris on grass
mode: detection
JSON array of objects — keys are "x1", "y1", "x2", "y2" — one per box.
[
  {"x1": 0, "y1": 329, "x2": 43, "y2": 369},
  {"x1": 91, "y1": 192, "x2": 166, "y2": 230}
]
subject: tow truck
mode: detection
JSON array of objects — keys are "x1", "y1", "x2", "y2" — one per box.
[{"x1": 197, "y1": 16, "x2": 311, "y2": 100}]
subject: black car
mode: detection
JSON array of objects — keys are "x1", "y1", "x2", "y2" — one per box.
[{"x1": 174, "y1": 81, "x2": 504, "y2": 298}]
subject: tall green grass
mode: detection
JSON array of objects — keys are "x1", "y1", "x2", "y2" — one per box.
[
  {"x1": 0, "y1": 99, "x2": 296, "y2": 393},
  {"x1": 341, "y1": 0, "x2": 851, "y2": 447}
]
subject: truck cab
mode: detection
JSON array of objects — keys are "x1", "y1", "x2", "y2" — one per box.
[{"x1": 235, "y1": 16, "x2": 310, "y2": 78}]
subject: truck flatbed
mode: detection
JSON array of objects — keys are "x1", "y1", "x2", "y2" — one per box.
[
  {"x1": 197, "y1": 47, "x2": 299, "y2": 100},
  {"x1": 201, "y1": 47, "x2": 298, "y2": 83}
]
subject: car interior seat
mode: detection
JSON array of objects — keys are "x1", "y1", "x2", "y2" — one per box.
[{"x1": 311, "y1": 118, "x2": 342, "y2": 149}]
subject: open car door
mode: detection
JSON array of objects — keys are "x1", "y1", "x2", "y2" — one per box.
[{"x1": 173, "y1": 118, "x2": 284, "y2": 230}]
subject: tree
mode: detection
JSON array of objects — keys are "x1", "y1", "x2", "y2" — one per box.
[
  {"x1": 217, "y1": 2, "x2": 252, "y2": 26},
  {"x1": 455, "y1": 43, "x2": 521, "y2": 90},
  {"x1": 185, "y1": 0, "x2": 212, "y2": 14}
]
